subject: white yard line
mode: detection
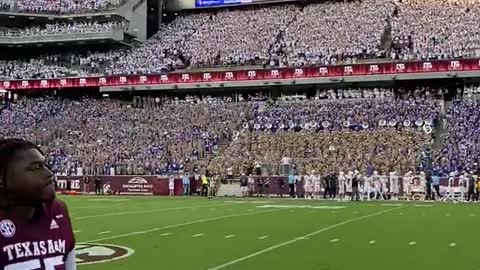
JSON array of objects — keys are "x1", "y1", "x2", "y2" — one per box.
[
  {"x1": 160, "y1": 233, "x2": 172, "y2": 236},
  {"x1": 408, "y1": 241, "x2": 416, "y2": 246},
  {"x1": 369, "y1": 240, "x2": 376, "y2": 244},
  {"x1": 207, "y1": 204, "x2": 410, "y2": 270},
  {"x1": 192, "y1": 233, "x2": 205, "y2": 238},
  {"x1": 80, "y1": 208, "x2": 284, "y2": 243},
  {"x1": 258, "y1": 236, "x2": 269, "y2": 240},
  {"x1": 330, "y1": 238, "x2": 340, "y2": 243},
  {"x1": 74, "y1": 203, "x2": 229, "y2": 220},
  {"x1": 225, "y1": 234, "x2": 235, "y2": 239},
  {"x1": 98, "y1": 231, "x2": 111, "y2": 235},
  {"x1": 70, "y1": 204, "x2": 126, "y2": 211},
  {"x1": 73, "y1": 230, "x2": 82, "y2": 233}
]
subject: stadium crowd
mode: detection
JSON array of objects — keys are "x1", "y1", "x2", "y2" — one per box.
[
  {"x1": 272, "y1": 0, "x2": 393, "y2": 67},
  {"x1": 0, "y1": 0, "x2": 478, "y2": 79},
  {"x1": 0, "y1": 87, "x2": 445, "y2": 177},
  {"x1": 0, "y1": 21, "x2": 127, "y2": 37},
  {"x1": 0, "y1": 0, "x2": 124, "y2": 14},
  {"x1": 0, "y1": 95, "x2": 249, "y2": 176},
  {"x1": 435, "y1": 97, "x2": 480, "y2": 175},
  {"x1": 185, "y1": 5, "x2": 299, "y2": 68},
  {"x1": 391, "y1": 0, "x2": 480, "y2": 60}
]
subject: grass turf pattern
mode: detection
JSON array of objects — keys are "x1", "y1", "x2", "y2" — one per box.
[{"x1": 66, "y1": 196, "x2": 479, "y2": 270}]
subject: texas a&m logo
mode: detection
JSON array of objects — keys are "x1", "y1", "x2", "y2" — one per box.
[
  {"x1": 423, "y1": 62, "x2": 432, "y2": 71},
  {"x1": 225, "y1": 72, "x2": 234, "y2": 80},
  {"x1": 247, "y1": 71, "x2": 256, "y2": 79},
  {"x1": 203, "y1": 73, "x2": 212, "y2": 81},
  {"x1": 99, "y1": 77, "x2": 107, "y2": 85},
  {"x1": 369, "y1": 65, "x2": 379, "y2": 73},
  {"x1": 319, "y1": 67, "x2": 328, "y2": 75},
  {"x1": 270, "y1": 69, "x2": 279, "y2": 78},
  {"x1": 294, "y1": 68, "x2": 304, "y2": 77},
  {"x1": 40, "y1": 80, "x2": 48, "y2": 87},
  {"x1": 160, "y1": 75, "x2": 169, "y2": 82},
  {"x1": 119, "y1": 77, "x2": 127, "y2": 84},
  {"x1": 139, "y1": 76, "x2": 147, "y2": 84},
  {"x1": 60, "y1": 79, "x2": 67, "y2": 86},
  {"x1": 79, "y1": 78, "x2": 87, "y2": 86},
  {"x1": 3, "y1": 81, "x2": 10, "y2": 88},
  {"x1": 21, "y1": 81, "x2": 29, "y2": 87},
  {"x1": 76, "y1": 243, "x2": 134, "y2": 265},
  {"x1": 450, "y1": 61, "x2": 460, "y2": 69},
  {"x1": 396, "y1": 63, "x2": 405, "y2": 72},
  {"x1": 344, "y1": 66, "x2": 353, "y2": 74},
  {"x1": 181, "y1": 74, "x2": 190, "y2": 82}
]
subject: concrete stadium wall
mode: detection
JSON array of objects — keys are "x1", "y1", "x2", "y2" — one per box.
[
  {"x1": 167, "y1": 0, "x2": 195, "y2": 11},
  {"x1": 118, "y1": 0, "x2": 148, "y2": 41}
]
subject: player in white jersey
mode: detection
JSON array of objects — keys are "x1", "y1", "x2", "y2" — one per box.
[
  {"x1": 345, "y1": 171, "x2": 353, "y2": 200},
  {"x1": 403, "y1": 171, "x2": 413, "y2": 200},
  {"x1": 372, "y1": 171, "x2": 382, "y2": 200},
  {"x1": 313, "y1": 171, "x2": 322, "y2": 199},
  {"x1": 304, "y1": 172, "x2": 313, "y2": 199},
  {"x1": 459, "y1": 172, "x2": 468, "y2": 201},
  {"x1": 443, "y1": 174, "x2": 456, "y2": 201},
  {"x1": 389, "y1": 171, "x2": 399, "y2": 200},
  {"x1": 363, "y1": 175, "x2": 372, "y2": 200},
  {"x1": 338, "y1": 171, "x2": 346, "y2": 201},
  {"x1": 381, "y1": 175, "x2": 389, "y2": 199},
  {"x1": 418, "y1": 171, "x2": 426, "y2": 200}
]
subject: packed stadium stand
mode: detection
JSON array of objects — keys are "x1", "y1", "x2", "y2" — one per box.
[
  {"x1": 1, "y1": 0, "x2": 480, "y2": 79},
  {"x1": 0, "y1": 0, "x2": 124, "y2": 14},
  {"x1": 0, "y1": 0, "x2": 479, "y2": 182}
]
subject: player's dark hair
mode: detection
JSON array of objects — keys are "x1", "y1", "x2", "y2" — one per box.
[{"x1": 0, "y1": 138, "x2": 42, "y2": 208}]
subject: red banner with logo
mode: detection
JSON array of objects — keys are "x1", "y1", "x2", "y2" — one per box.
[
  {"x1": 56, "y1": 176, "x2": 196, "y2": 196},
  {"x1": 2, "y1": 59, "x2": 480, "y2": 90},
  {"x1": 56, "y1": 175, "x2": 473, "y2": 197}
]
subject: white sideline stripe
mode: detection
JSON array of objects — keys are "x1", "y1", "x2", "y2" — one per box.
[
  {"x1": 193, "y1": 233, "x2": 205, "y2": 238},
  {"x1": 75, "y1": 203, "x2": 229, "y2": 220},
  {"x1": 225, "y1": 234, "x2": 235, "y2": 239},
  {"x1": 80, "y1": 208, "x2": 284, "y2": 243},
  {"x1": 73, "y1": 230, "x2": 82, "y2": 233},
  {"x1": 258, "y1": 236, "x2": 269, "y2": 240},
  {"x1": 98, "y1": 231, "x2": 111, "y2": 235},
  {"x1": 207, "y1": 204, "x2": 410, "y2": 270}
]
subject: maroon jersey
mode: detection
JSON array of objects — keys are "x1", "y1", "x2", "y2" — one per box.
[{"x1": 0, "y1": 200, "x2": 75, "y2": 270}]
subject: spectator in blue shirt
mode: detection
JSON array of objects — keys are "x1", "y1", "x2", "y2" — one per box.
[
  {"x1": 432, "y1": 174, "x2": 441, "y2": 200},
  {"x1": 288, "y1": 173, "x2": 296, "y2": 198},
  {"x1": 182, "y1": 173, "x2": 191, "y2": 196}
]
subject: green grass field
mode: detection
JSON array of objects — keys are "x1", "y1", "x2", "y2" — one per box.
[{"x1": 67, "y1": 196, "x2": 480, "y2": 270}]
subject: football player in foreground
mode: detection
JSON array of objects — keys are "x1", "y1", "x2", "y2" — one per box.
[{"x1": 0, "y1": 138, "x2": 76, "y2": 270}]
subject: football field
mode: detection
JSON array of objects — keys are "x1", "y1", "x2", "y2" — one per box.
[{"x1": 67, "y1": 196, "x2": 480, "y2": 270}]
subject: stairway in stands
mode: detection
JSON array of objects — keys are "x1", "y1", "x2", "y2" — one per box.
[{"x1": 431, "y1": 99, "x2": 450, "y2": 152}]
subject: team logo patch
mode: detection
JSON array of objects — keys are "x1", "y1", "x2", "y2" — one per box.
[
  {"x1": 0, "y1": 219, "x2": 15, "y2": 238},
  {"x1": 76, "y1": 243, "x2": 134, "y2": 265}
]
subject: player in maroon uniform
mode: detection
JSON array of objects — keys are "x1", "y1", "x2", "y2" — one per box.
[{"x1": 0, "y1": 138, "x2": 76, "y2": 270}]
